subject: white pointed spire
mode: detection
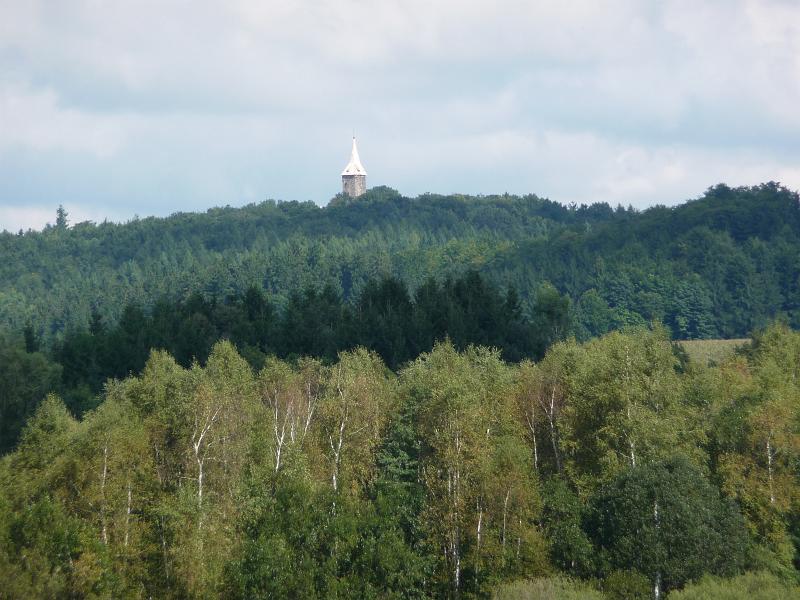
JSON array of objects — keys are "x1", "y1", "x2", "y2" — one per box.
[{"x1": 341, "y1": 136, "x2": 367, "y2": 176}]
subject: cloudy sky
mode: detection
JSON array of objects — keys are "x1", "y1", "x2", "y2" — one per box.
[{"x1": 1, "y1": 1, "x2": 799, "y2": 231}]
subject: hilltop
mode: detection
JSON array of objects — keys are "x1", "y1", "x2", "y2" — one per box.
[
  {"x1": 2, "y1": 184, "x2": 800, "y2": 598},
  {"x1": 1, "y1": 182, "x2": 798, "y2": 341}
]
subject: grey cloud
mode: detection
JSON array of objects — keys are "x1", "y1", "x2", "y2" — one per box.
[{"x1": 0, "y1": 0, "x2": 798, "y2": 231}]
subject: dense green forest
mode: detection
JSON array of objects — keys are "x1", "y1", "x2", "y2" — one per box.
[
  {"x1": 1, "y1": 271, "x2": 570, "y2": 453},
  {"x1": 2, "y1": 182, "x2": 799, "y2": 342},
  {"x1": 2, "y1": 324, "x2": 799, "y2": 598},
  {"x1": 2, "y1": 182, "x2": 800, "y2": 598}
]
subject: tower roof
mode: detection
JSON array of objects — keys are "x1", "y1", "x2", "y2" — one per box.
[{"x1": 341, "y1": 137, "x2": 367, "y2": 176}]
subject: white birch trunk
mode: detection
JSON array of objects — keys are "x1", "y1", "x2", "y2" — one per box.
[
  {"x1": 625, "y1": 346, "x2": 637, "y2": 468},
  {"x1": 191, "y1": 404, "x2": 221, "y2": 530},
  {"x1": 654, "y1": 498, "x2": 661, "y2": 600},
  {"x1": 476, "y1": 499, "x2": 483, "y2": 557},
  {"x1": 124, "y1": 479, "x2": 132, "y2": 548},
  {"x1": 303, "y1": 381, "x2": 317, "y2": 439},
  {"x1": 502, "y1": 487, "x2": 511, "y2": 555},
  {"x1": 329, "y1": 416, "x2": 345, "y2": 493},
  {"x1": 767, "y1": 435, "x2": 775, "y2": 504},
  {"x1": 453, "y1": 427, "x2": 462, "y2": 598},
  {"x1": 526, "y1": 405, "x2": 539, "y2": 473},
  {"x1": 159, "y1": 514, "x2": 171, "y2": 580},
  {"x1": 454, "y1": 529, "x2": 461, "y2": 600},
  {"x1": 197, "y1": 457, "x2": 204, "y2": 511},
  {"x1": 273, "y1": 395, "x2": 291, "y2": 472},
  {"x1": 329, "y1": 384, "x2": 349, "y2": 494},
  {"x1": 475, "y1": 498, "x2": 483, "y2": 586},
  {"x1": 627, "y1": 404, "x2": 636, "y2": 468},
  {"x1": 546, "y1": 387, "x2": 562, "y2": 473},
  {"x1": 100, "y1": 444, "x2": 108, "y2": 545}
]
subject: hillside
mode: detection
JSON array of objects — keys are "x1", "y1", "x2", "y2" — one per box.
[
  {"x1": 1, "y1": 182, "x2": 798, "y2": 342},
  {"x1": 1, "y1": 185, "x2": 799, "y2": 598},
  {"x1": 2, "y1": 324, "x2": 799, "y2": 598}
]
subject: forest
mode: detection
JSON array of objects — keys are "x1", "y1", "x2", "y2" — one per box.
[
  {"x1": 1, "y1": 182, "x2": 799, "y2": 343},
  {"x1": 1, "y1": 182, "x2": 799, "y2": 598},
  {"x1": 1, "y1": 271, "x2": 569, "y2": 453},
  {"x1": 1, "y1": 324, "x2": 799, "y2": 598}
]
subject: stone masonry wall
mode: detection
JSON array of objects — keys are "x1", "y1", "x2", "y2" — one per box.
[{"x1": 342, "y1": 174, "x2": 366, "y2": 198}]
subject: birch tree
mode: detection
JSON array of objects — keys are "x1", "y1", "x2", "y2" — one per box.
[
  {"x1": 559, "y1": 327, "x2": 691, "y2": 494},
  {"x1": 514, "y1": 342, "x2": 577, "y2": 478},
  {"x1": 408, "y1": 342, "x2": 545, "y2": 598},
  {"x1": 515, "y1": 361, "x2": 541, "y2": 474},
  {"x1": 317, "y1": 348, "x2": 393, "y2": 497},
  {"x1": 258, "y1": 356, "x2": 324, "y2": 472},
  {"x1": 123, "y1": 348, "x2": 192, "y2": 586},
  {"x1": 81, "y1": 395, "x2": 150, "y2": 545},
  {"x1": 714, "y1": 324, "x2": 800, "y2": 566},
  {"x1": 587, "y1": 456, "x2": 748, "y2": 597},
  {"x1": 153, "y1": 341, "x2": 256, "y2": 595}
]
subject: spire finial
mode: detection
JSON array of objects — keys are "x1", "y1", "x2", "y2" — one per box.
[
  {"x1": 342, "y1": 136, "x2": 366, "y2": 176},
  {"x1": 342, "y1": 134, "x2": 367, "y2": 197}
]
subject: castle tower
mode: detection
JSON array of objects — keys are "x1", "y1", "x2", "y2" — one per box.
[{"x1": 341, "y1": 136, "x2": 367, "y2": 198}]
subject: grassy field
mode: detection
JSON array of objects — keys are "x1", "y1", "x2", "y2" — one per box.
[
  {"x1": 492, "y1": 577, "x2": 606, "y2": 600},
  {"x1": 677, "y1": 339, "x2": 750, "y2": 366}
]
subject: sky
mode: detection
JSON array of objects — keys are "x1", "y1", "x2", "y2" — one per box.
[{"x1": 1, "y1": 0, "x2": 799, "y2": 231}]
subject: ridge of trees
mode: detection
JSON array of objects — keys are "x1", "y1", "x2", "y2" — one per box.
[
  {"x1": 1, "y1": 323, "x2": 799, "y2": 598},
  {"x1": 2, "y1": 183, "x2": 799, "y2": 598},
  {"x1": 1, "y1": 271, "x2": 570, "y2": 454},
  {"x1": 2, "y1": 182, "x2": 798, "y2": 343}
]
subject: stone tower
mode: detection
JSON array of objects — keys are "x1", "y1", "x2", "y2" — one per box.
[{"x1": 341, "y1": 136, "x2": 367, "y2": 198}]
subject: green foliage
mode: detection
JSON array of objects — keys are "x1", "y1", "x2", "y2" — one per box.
[
  {"x1": 55, "y1": 205, "x2": 69, "y2": 229},
  {"x1": 705, "y1": 324, "x2": 800, "y2": 571},
  {"x1": 586, "y1": 455, "x2": 750, "y2": 594},
  {"x1": 2, "y1": 324, "x2": 800, "y2": 597},
  {"x1": 600, "y1": 569, "x2": 651, "y2": 600},
  {"x1": 1, "y1": 495, "x2": 115, "y2": 598},
  {"x1": 406, "y1": 342, "x2": 548, "y2": 596},
  {"x1": 539, "y1": 478, "x2": 593, "y2": 575},
  {"x1": 678, "y1": 338, "x2": 749, "y2": 367},
  {"x1": 16, "y1": 270, "x2": 561, "y2": 433},
  {"x1": 228, "y1": 470, "x2": 430, "y2": 599},
  {"x1": 2, "y1": 184, "x2": 799, "y2": 348},
  {"x1": 0, "y1": 336, "x2": 62, "y2": 452},
  {"x1": 667, "y1": 571, "x2": 800, "y2": 600},
  {"x1": 13, "y1": 393, "x2": 78, "y2": 473},
  {"x1": 5, "y1": 182, "x2": 800, "y2": 597},
  {"x1": 492, "y1": 576, "x2": 606, "y2": 600},
  {"x1": 560, "y1": 326, "x2": 701, "y2": 493},
  {"x1": 529, "y1": 283, "x2": 572, "y2": 352}
]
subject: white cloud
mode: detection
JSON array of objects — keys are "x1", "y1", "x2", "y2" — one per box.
[
  {"x1": 0, "y1": 84, "x2": 132, "y2": 157},
  {"x1": 0, "y1": 205, "x2": 53, "y2": 232},
  {"x1": 0, "y1": 0, "x2": 798, "y2": 229},
  {"x1": 0, "y1": 202, "x2": 124, "y2": 232},
  {"x1": 375, "y1": 126, "x2": 800, "y2": 207}
]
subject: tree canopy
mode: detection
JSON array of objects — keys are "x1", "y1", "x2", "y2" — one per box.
[
  {"x1": 2, "y1": 183, "x2": 798, "y2": 345},
  {"x1": 2, "y1": 325, "x2": 799, "y2": 598}
]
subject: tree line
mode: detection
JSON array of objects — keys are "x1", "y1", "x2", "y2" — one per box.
[
  {"x1": 1, "y1": 323, "x2": 798, "y2": 598},
  {"x1": 1, "y1": 183, "x2": 798, "y2": 344},
  {"x1": 1, "y1": 271, "x2": 570, "y2": 454}
]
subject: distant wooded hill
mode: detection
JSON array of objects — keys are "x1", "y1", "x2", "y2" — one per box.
[{"x1": 1, "y1": 182, "x2": 798, "y2": 342}]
